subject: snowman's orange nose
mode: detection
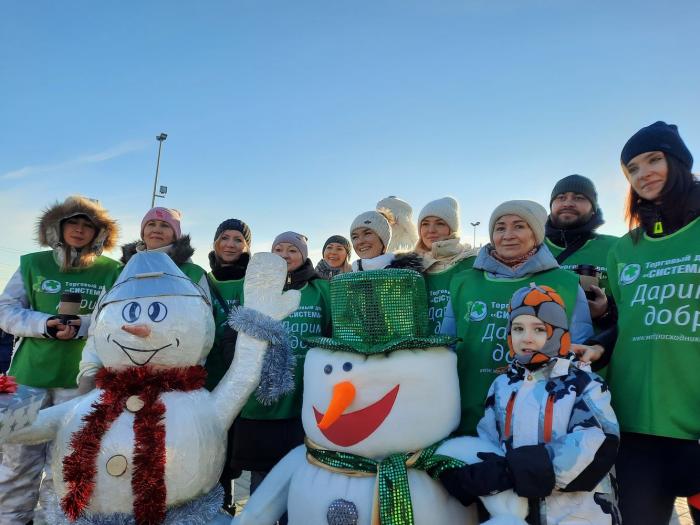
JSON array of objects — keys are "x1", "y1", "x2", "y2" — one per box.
[
  {"x1": 121, "y1": 324, "x2": 151, "y2": 338},
  {"x1": 317, "y1": 381, "x2": 356, "y2": 430}
]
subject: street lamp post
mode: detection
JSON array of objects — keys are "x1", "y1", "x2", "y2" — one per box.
[
  {"x1": 151, "y1": 133, "x2": 168, "y2": 207},
  {"x1": 470, "y1": 221, "x2": 481, "y2": 247}
]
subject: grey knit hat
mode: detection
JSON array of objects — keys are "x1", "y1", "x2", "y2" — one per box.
[
  {"x1": 550, "y1": 175, "x2": 598, "y2": 210},
  {"x1": 350, "y1": 211, "x2": 392, "y2": 250},
  {"x1": 417, "y1": 196, "x2": 460, "y2": 234},
  {"x1": 489, "y1": 200, "x2": 547, "y2": 245},
  {"x1": 272, "y1": 231, "x2": 308, "y2": 260}
]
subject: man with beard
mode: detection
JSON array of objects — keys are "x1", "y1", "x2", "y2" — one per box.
[{"x1": 545, "y1": 175, "x2": 618, "y2": 331}]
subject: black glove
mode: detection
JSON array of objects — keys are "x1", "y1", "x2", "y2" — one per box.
[
  {"x1": 506, "y1": 444, "x2": 556, "y2": 498},
  {"x1": 439, "y1": 452, "x2": 514, "y2": 507},
  {"x1": 44, "y1": 315, "x2": 80, "y2": 339}
]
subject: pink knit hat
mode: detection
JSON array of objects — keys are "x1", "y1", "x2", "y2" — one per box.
[{"x1": 140, "y1": 207, "x2": 182, "y2": 240}]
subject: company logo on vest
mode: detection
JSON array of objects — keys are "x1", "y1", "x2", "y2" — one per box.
[
  {"x1": 619, "y1": 263, "x2": 641, "y2": 285},
  {"x1": 40, "y1": 279, "x2": 62, "y2": 294},
  {"x1": 467, "y1": 300, "x2": 488, "y2": 322}
]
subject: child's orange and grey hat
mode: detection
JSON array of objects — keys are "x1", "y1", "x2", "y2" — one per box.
[{"x1": 507, "y1": 283, "x2": 571, "y2": 365}]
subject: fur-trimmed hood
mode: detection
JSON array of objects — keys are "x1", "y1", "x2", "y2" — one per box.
[
  {"x1": 37, "y1": 195, "x2": 119, "y2": 270},
  {"x1": 352, "y1": 252, "x2": 425, "y2": 272},
  {"x1": 387, "y1": 252, "x2": 424, "y2": 272},
  {"x1": 121, "y1": 235, "x2": 195, "y2": 266}
]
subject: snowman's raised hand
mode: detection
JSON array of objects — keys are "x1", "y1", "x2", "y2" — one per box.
[{"x1": 243, "y1": 253, "x2": 301, "y2": 321}]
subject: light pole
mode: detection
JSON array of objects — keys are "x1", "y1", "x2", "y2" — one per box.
[
  {"x1": 470, "y1": 221, "x2": 480, "y2": 247},
  {"x1": 151, "y1": 133, "x2": 168, "y2": 207}
]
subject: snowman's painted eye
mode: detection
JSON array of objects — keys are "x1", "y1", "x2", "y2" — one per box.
[
  {"x1": 122, "y1": 302, "x2": 141, "y2": 323},
  {"x1": 342, "y1": 362, "x2": 353, "y2": 372},
  {"x1": 324, "y1": 364, "x2": 333, "y2": 374},
  {"x1": 148, "y1": 301, "x2": 168, "y2": 322}
]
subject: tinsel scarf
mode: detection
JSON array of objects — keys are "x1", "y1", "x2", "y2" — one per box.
[{"x1": 61, "y1": 365, "x2": 207, "y2": 525}]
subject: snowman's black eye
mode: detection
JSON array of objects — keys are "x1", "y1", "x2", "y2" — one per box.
[
  {"x1": 122, "y1": 302, "x2": 141, "y2": 323},
  {"x1": 342, "y1": 362, "x2": 353, "y2": 372},
  {"x1": 324, "y1": 364, "x2": 333, "y2": 374},
  {"x1": 148, "y1": 301, "x2": 168, "y2": 322}
]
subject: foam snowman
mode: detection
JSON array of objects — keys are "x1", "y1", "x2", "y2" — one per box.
[
  {"x1": 5, "y1": 251, "x2": 300, "y2": 524},
  {"x1": 234, "y1": 270, "x2": 527, "y2": 525}
]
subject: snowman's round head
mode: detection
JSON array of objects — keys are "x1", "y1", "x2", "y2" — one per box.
[
  {"x1": 92, "y1": 252, "x2": 214, "y2": 369},
  {"x1": 302, "y1": 346, "x2": 460, "y2": 459}
]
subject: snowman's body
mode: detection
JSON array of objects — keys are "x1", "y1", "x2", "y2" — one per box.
[
  {"x1": 236, "y1": 346, "x2": 527, "y2": 525},
  {"x1": 285, "y1": 448, "x2": 477, "y2": 523},
  {"x1": 50, "y1": 388, "x2": 225, "y2": 512},
  {"x1": 4, "y1": 252, "x2": 301, "y2": 522}
]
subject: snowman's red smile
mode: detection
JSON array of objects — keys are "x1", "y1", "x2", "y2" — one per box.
[
  {"x1": 313, "y1": 385, "x2": 400, "y2": 447},
  {"x1": 112, "y1": 339, "x2": 173, "y2": 366}
]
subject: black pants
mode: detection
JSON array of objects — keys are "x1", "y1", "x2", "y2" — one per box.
[{"x1": 617, "y1": 432, "x2": 700, "y2": 525}]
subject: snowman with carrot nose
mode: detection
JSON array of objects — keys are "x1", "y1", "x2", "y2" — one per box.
[
  {"x1": 2, "y1": 251, "x2": 300, "y2": 525},
  {"x1": 233, "y1": 269, "x2": 528, "y2": 525}
]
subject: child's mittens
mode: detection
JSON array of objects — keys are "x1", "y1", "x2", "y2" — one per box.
[
  {"x1": 439, "y1": 452, "x2": 514, "y2": 507},
  {"x1": 505, "y1": 444, "x2": 556, "y2": 498}
]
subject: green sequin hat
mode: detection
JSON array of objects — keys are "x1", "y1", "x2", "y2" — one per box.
[{"x1": 305, "y1": 269, "x2": 457, "y2": 354}]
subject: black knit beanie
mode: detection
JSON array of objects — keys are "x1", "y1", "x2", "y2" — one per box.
[
  {"x1": 550, "y1": 175, "x2": 598, "y2": 209},
  {"x1": 323, "y1": 235, "x2": 351, "y2": 256},
  {"x1": 214, "y1": 218, "x2": 251, "y2": 245},
  {"x1": 621, "y1": 121, "x2": 693, "y2": 170}
]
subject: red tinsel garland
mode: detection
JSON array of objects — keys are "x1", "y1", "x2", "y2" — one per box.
[{"x1": 61, "y1": 365, "x2": 207, "y2": 525}]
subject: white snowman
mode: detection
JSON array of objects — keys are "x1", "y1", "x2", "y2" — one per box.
[
  {"x1": 5, "y1": 251, "x2": 300, "y2": 525},
  {"x1": 234, "y1": 270, "x2": 527, "y2": 525}
]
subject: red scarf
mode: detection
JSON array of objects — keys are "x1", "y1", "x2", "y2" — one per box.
[{"x1": 61, "y1": 365, "x2": 207, "y2": 525}]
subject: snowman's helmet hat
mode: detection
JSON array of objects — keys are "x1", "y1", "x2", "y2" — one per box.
[{"x1": 98, "y1": 252, "x2": 209, "y2": 313}]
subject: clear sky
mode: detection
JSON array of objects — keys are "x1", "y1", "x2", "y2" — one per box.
[{"x1": 1, "y1": 0, "x2": 699, "y2": 287}]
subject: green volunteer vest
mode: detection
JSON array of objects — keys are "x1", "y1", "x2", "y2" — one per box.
[
  {"x1": 607, "y1": 217, "x2": 700, "y2": 440},
  {"x1": 10, "y1": 251, "x2": 121, "y2": 388},
  {"x1": 240, "y1": 278, "x2": 331, "y2": 420},
  {"x1": 179, "y1": 262, "x2": 207, "y2": 286},
  {"x1": 424, "y1": 257, "x2": 475, "y2": 335},
  {"x1": 450, "y1": 267, "x2": 579, "y2": 435},
  {"x1": 204, "y1": 274, "x2": 245, "y2": 390},
  {"x1": 545, "y1": 235, "x2": 619, "y2": 293}
]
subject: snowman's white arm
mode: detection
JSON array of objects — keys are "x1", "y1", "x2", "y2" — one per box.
[
  {"x1": 436, "y1": 436, "x2": 529, "y2": 523},
  {"x1": 211, "y1": 253, "x2": 300, "y2": 428},
  {"x1": 211, "y1": 331, "x2": 267, "y2": 428},
  {"x1": 232, "y1": 445, "x2": 305, "y2": 525},
  {"x1": 4, "y1": 396, "x2": 80, "y2": 445}
]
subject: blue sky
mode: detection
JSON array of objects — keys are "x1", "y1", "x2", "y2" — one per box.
[{"x1": 1, "y1": 0, "x2": 699, "y2": 286}]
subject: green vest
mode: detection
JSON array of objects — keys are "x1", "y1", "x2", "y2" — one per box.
[
  {"x1": 424, "y1": 258, "x2": 475, "y2": 335},
  {"x1": 241, "y1": 279, "x2": 331, "y2": 420},
  {"x1": 545, "y1": 234, "x2": 619, "y2": 293},
  {"x1": 607, "y1": 217, "x2": 700, "y2": 440},
  {"x1": 179, "y1": 262, "x2": 207, "y2": 286},
  {"x1": 204, "y1": 274, "x2": 245, "y2": 390},
  {"x1": 10, "y1": 251, "x2": 121, "y2": 388},
  {"x1": 449, "y1": 267, "x2": 579, "y2": 435}
]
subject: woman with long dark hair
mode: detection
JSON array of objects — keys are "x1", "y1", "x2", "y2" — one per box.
[{"x1": 607, "y1": 121, "x2": 700, "y2": 524}]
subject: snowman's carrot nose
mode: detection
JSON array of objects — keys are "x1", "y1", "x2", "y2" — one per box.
[
  {"x1": 121, "y1": 324, "x2": 151, "y2": 338},
  {"x1": 317, "y1": 381, "x2": 356, "y2": 430}
]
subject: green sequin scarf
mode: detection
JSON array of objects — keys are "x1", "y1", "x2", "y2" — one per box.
[{"x1": 305, "y1": 438, "x2": 466, "y2": 525}]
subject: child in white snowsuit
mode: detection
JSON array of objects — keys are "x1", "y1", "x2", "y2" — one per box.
[{"x1": 440, "y1": 283, "x2": 620, "y2": 524}]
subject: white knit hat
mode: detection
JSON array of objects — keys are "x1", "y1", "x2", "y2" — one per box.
[
  {"x1": 418, "y1": 197, "x2": 460, "y2": 234},
  {"x1": 350, "y1": 211, "x2": 392, "y2": 249},
  {"x1": 488, "y1": 200, "x2": 547, "y2": 245}
]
